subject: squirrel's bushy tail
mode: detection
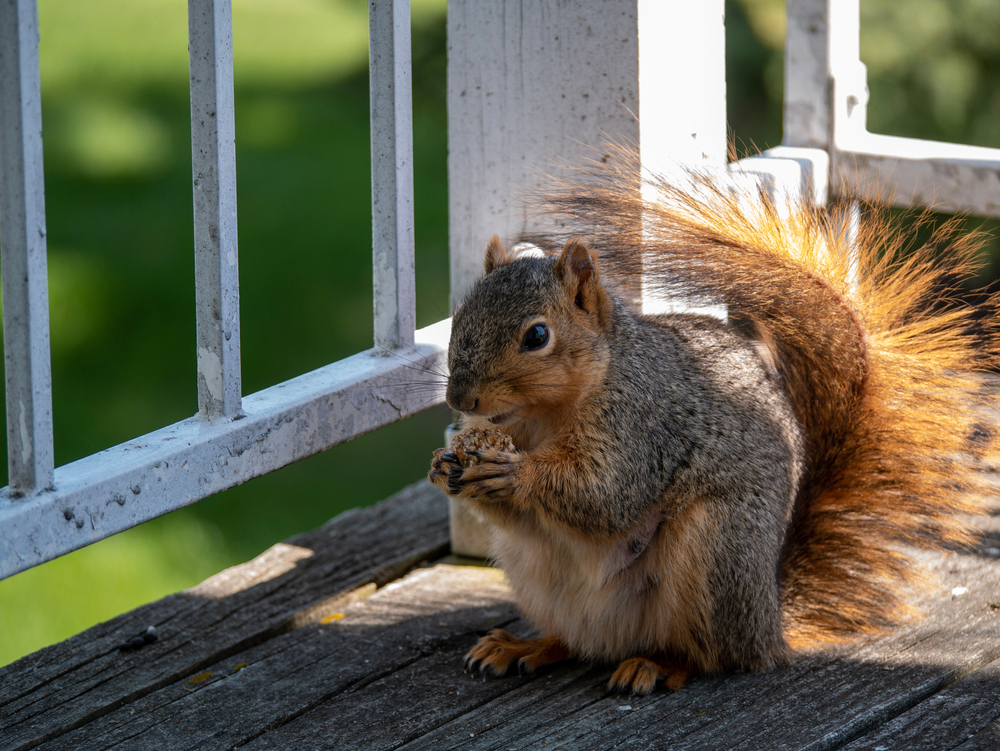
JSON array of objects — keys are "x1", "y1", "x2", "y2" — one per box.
[{"x1": 540, "y1": 150, "x2": 1000, "y2": 646}]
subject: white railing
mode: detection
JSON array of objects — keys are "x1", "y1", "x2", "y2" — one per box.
[
  {"x1": 780, "y1": 0, "x2": 1000, "y2": 216},
  {"x1": 0, "y1": 0, "x2": 449, "y2": 579},
  {"x1": 2, "y1": 0, "x2": 998, "y2": 580}
]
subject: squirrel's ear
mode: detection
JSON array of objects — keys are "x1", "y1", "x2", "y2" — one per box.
[
  {"x1": 484, "y1": 235, "x2": 514, "y2": 273},
  {"x1": 556, "y1": 240, "x2": 612, "y2": 325}
]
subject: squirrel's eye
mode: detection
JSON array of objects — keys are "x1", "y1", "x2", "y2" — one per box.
[{"x1": 522, "y1": 323, "x2": 550, "y2": 351}]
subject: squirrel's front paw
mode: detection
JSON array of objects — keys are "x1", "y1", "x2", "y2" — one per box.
[
  {"x1": 444, "y1": 448, "x2": 523, "y2": 503},
  {"x1": 428, "y1": 447, "x2": 461, "y2": 492}
]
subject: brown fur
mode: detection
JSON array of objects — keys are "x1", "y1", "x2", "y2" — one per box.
[
  {"x1": 429, "y1": 151, "x2": 999, "y2": 692},
  {"x1": 488, "y1": 496, "x2": 722, "y2": 668},
  {"x1": 544, "y1": 151, "x2": 998, "y2": 646}
]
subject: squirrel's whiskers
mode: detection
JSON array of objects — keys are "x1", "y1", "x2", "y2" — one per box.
[{"x1": 375, "y1": 346, "x2": 450, "y2": 402}]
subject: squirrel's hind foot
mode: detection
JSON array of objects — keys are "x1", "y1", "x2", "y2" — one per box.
[
  {"x1": 464, "y1": 628, "x2": 569, "y2": 678},
  {"x1": 608, "y1": 655, "x2": 694, "y2": 695}
]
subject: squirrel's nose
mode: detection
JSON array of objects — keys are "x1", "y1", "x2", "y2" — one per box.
[{"x1": 446, "y1": 379, "x2": 478, "y2": 413}]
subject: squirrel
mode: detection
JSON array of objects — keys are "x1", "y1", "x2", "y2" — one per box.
[{"x1": 428, "y1": 151, "x2": 999, "y2": 695}]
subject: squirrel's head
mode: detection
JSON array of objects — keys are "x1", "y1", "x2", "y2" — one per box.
[{"x1": 446, "y1": 236, "x2": 613, "y2": 431}]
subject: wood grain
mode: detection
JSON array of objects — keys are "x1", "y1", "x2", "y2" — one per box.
[
  {"x1": 0, "y1": 481, "x2": 449, "y2": 751},
  {"x1": 241, "y1": 544, "x2": 1000, "y2": 751},
  {"x1": 5, "y1": 484, "x2": 1000, "y2": 750}
]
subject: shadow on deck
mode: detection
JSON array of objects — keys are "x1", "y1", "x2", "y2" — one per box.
[{"x1": 4, "y1": 481, "x2": 1000, "y2": 750}]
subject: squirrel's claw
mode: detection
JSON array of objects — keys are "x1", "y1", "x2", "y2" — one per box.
[
  {"x1": 462, "y1": 653, "x2": 492, "y2": 678},
  {"x1": 463, "y1": 629, "x2": 518, "y2": 679},
  {"x1": 429, "y1": 445, "x2": 525, "y2": 503},
  {"x1": 607, "y1": 656, "x2": 692, "y2": 695},
  {"x1": 429, "y1": 447, "x2": 464, "y2": 494},
  {"x1": 463, "y1": 629, "x2": 570, "y2": 682},
  {"x1": 607, "y1": 657, "x2": 659, "y2": 696},
  {"x1": 447, "y1": 466, "x2": 465, "y2": 495},
  {"x1": 431, "y1": 444, "x2": 527, "y2": 505}
]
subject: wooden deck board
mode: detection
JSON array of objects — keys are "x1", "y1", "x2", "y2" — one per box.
[
  {"x1": 0, "y1": 481, "x2": 449, "y2": 751},
  {"x1": 838, "y1": 656, "x2": 1000, "y2": 751},
  {"x1": 3, "y1": 481, "x2": 1000, "y2": 750},
  {"x1": 385, "y1": 552, "x2": 1000, "y2": 751}
]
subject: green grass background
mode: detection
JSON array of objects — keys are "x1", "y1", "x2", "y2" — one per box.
[{"x1": 1, "y1": 0, "x2": 998, "y2": 667}]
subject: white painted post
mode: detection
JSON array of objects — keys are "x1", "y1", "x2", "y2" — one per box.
[
  {"x1": 189, "y1": 0, "x2": 242, "y2": 420},
  {"x1": 446, "y1": 0, "x2": 728, "y2": 556},
  {"x1": 370, "y1": 0, "x2": 416, "y2": 352},
  {"x1": 0, "y1": 0, "x2": 55, "y2": 494},
  {"x1": 783, "y1": 0, "x2": 831, "y2": 151},
  {"x1": 447, "y1": 1, "x2": 643, "y2": 310},
  {"x1": 637, "y1": 0, "x2": 727, "y2": 318},
  {"x1": 447, "y1": 0, "x2": 729, "y2": 306},
  {"x1": 636, "y1": 0, "x2": 727, "y2": 173},
  {"x1": 827, "y1": 0, "x2": 867, "y2": 147}
]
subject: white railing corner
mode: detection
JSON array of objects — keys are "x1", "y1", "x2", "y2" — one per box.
[{"x1": 783, "y1": 0, "x2": 1000, "y2": 219}]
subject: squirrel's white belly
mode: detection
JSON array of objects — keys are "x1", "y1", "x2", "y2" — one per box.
[{"x1": 490, "y1": 501, "x2": 716, "y2": 663}]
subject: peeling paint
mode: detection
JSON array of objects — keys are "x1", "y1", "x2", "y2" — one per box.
[
  {"x1": 18, "y1": 399, "x2": 31, "y2": 466},
  {"x1": 152, "y1": 462, "x2": 169, "y2": 484},
  {"x1": 197, "y1": 347, "x2": 224, "y2": 401},
  {"x1": 372, "y1": 383, "x2": 405, "y2": 416}
]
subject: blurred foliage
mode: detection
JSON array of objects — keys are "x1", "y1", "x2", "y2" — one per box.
[{"x1": 1, "y1": 0, "x2": 999, "y2": 667}]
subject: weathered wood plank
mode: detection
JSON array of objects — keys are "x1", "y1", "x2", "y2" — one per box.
[
  {"x1": 39, "y1": 565, "x2": 521, "y2": 751},
  {"x1": 235, "y1": 571, "x2": 604, "y2": 751},
  {"x1": 44, "y1": 541, "x2": 995, "y2": 751},
  {"x1": 0, "y1": 481, "x2": 449, "y2": 751},
  {"x1": 486, "y1": 549, "x2": 1000, "y2": 751},
  {"x1": 233, "y1": 554, "x2": 1000, "y2": 750},
  {"x1": 6, "y1": 489, "x2": 1000, "y2": 750},
  {"x1": 839, "y1": 655, "x2": 1000, "y2": 751}
]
